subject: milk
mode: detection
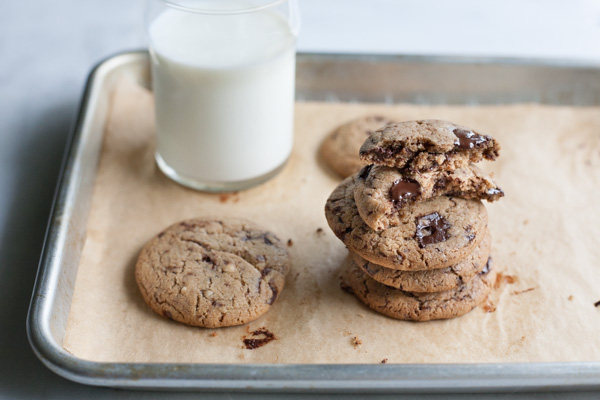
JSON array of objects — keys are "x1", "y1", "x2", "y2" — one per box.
[{"x1": 148, "y1": 5, "x2": 296, "y2": 187}]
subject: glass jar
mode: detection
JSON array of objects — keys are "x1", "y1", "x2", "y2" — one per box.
[{"x1": 145, "y1": 0, "x2": 300, "y2": 191}]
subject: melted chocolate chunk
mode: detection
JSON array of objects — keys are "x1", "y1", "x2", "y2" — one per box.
[
  {"x1": 480, "y1": 257, "x2": 492, "y2": 275},
  {"x1": 358, "y1": 164, "x2": 373, "y2": 180},
  {"x1": 453, "y1": 128, "x2": 488, "y2": 149},
  {"x1": 267, "y1": 280, "x2": 278, "y2": 305},
  {"x1": 487, "y1": 188, "x2": 504, "y2": 196},
  {"x1": 389, "y1": 179, "x2": 420, "y2": 205},
  {"x1": 465, "y1": 225, "x2": 475, "y2": 242},
  {"x1": 263, "y1": 234, "x2": 274, "y2": 245},
  {"x1": 243, "y1": 328, "x2": 276, "y2": 350},
  {"x1": 415, "y1": 212, "x2": 451, "y2": 248}
]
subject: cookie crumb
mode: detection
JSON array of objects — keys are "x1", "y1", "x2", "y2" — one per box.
[
  {"x1": 494, "y1": 272, "x2": 517, "y2": 289},
  {"x1": 481, "y1": 298, "x2": 496, "y2": 313},
  {"x1": 243, "y1": 328, "x2": 276, "y2": 350},
  {"x1": 568, "y1": 295, "x2": 574, "y2": 301},
  {"x1": 381, "y1": 358, "x2": 388, "y2": 364},
  {"x1": 594, "y1": 300, "x2": 600, "y2": 307},
  {"x1": 287, "y1": 239, "x2": 293, "y2": 247},
  {"x1": 316, "y1": 228, "x2": 324, "y2": 235},
  {"x1": 218, "y1": 192, "x2": 239, "y2": 203},
  {"x1": 357, "y1": 313, "x2": 365, "y2": 318},
  {"x1": 521, "y1": 336, "x2": 526, "y2": 341},
  {"x1": 523, "y1": 219, "x2": 529, "y2": 225},
  {"x1": 209, "y1": 332, "x2": 217, "y2": 337},
  {"x1": 352, "y1": 336, "x2": 362, "y2": 348},
  {"x1": 512, "y1": 287, "x2": 536, "y2": 295}
]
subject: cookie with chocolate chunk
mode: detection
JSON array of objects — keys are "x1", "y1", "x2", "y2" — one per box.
[
  {"x1": 325, "y1": 175, "x2": 487, "y2": 271},
  {"x1": 359, "y1": 119, "x2": 500, "y2": 173},
  {"x1": 135, "y1": 218, "x2": 289, "y2": 328},
  {"x1": 320, "y1": 115, "x2": 393, "y2": 177},
  {"x1": 341, "y1": 255, "x2": 496, "y2": 321},
  {"x1": 351, "y1": 231, "x2": 491, "y2": 292},
  {"x1": 354, "y1": 163, "x2": 502, "y2": 231}
]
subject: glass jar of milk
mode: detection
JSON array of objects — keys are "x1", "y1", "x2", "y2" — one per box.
[{"x1": 146, "y1": 0, "x2": 300, "y2": 191}]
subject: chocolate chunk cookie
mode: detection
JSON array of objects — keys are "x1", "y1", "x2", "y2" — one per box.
[
  {"x1": 355, "y1": 163, "x2": 503, "y2": 231},
  {"x1": 325, "y1": 175, "x2": 487, "y2": 270},
  {"x1": 359, "y1": 120, "x2": 500, "y2": 173},
  {"x1": 320, "y1": 115, "x2": 393, "y2": 177},
  {"x1": 135, "y1": 218, "x2": 289, "y2": 328},
  {"x1": 351, "y1": 231, "x2": 491, "y2": 292},
  {"x1": 341, "y1": 256, "x2": 497, "y2": 321}
]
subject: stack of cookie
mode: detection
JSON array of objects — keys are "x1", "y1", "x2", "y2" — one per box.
[{"x1": 325, "y1": 120, "x2": 503, "y2": 321}]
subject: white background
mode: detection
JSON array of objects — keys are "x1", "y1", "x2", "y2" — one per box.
[{"x1": 1, "y1": 1, "x2": 599, "y2": 399}]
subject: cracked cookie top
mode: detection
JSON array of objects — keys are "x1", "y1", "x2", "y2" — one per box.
[
  {"x1": 320, "y1": 115, "x2": 393, "y2": 178},
  {"x1": 135, "y1": 218, "x2": 289, "y2": 328},
  {"x1": 325, "y1": 175, "x2": 487, "y2": 271},
  {"x1": 359, "y1": 119, "x2": 500, "y2": 173}
]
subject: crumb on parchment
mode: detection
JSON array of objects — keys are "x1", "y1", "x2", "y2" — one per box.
[
  {"x1": 352, "y1": 336, "x2": 362, "y2": 348},
  {"x1": 512, "y1": 287, "x2": 536, "y2": 295},
  {"x1": 242, "y1": 328, "x2": 276, "y2": 350},
  {"x1": 381, "y1": 358, "x2": 388, "y2": 364}
]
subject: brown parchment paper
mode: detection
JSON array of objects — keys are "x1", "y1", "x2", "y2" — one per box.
[{"x1": 62, "y1": 76, "x2": 600, "y2": 364}]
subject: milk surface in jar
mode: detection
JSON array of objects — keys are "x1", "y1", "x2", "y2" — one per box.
[{"x1": 147, "y1": 0, "x2": 299, "y2": 191}]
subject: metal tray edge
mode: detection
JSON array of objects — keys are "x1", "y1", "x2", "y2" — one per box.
[{"x1": 26, "y1": 50, "x2": 600, "y2": 392}]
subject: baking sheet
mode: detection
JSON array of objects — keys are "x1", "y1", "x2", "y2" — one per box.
[{"x1": 62, "y1": 74, "x2": 600, "y2": 365}]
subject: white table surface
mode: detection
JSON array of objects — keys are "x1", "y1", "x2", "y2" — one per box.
[{"x1": 1, "y1": 1, "x2": 599, "y2": 398}]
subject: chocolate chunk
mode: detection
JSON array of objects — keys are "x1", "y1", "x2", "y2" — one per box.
[
  {"x1": 595, "y1": 300, "x2": 600, "y2": 307},
  {"x1": 389, "y1": 179, "x2": 420, "y2": 205},
  {"x1": 243, "y1": 328, "x2": 276, "y2": 350},
  {"x1": 465, "y1": 224, "x2": 475, "y2": 242},
  {"x1": 340, "y1": 281, "x2": 354, "y2": 294},
  {"x1": 267, "y1": 280, "x2": 278, "y2": 305},
  {"x1": 486, "y1": 188, "x2": 504, "y2": 196},
  {"x1": 415, "y1": 212, "x2": 451, "y2": 247},
  {"x1": 358, "y1": 164, "x2": 373, "y2": 180},
  {"x1": 480, "y1": 257, "x2": 492, "y2": 275},
  {"x1": 453, "y1": 128, "x2": 488, "y2": 149}
]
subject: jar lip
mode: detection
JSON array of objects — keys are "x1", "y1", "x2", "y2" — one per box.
[{"x1": 162, "y1": 0, "x2": 288, "y2": 15}]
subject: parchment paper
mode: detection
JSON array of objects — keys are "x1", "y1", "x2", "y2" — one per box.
[{"x1": 62, "y1": 76, "x2": 600, "y2": 364}]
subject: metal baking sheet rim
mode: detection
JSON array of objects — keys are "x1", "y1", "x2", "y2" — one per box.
[{"x1": 26, "y1": 50, "x2": 600, "y2": 392}]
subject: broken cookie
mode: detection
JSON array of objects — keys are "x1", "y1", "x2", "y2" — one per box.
[{"x1": 359, "y1": 119, "x2": 500, "y2": 173}]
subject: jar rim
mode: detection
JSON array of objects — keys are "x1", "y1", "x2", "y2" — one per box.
[{"x1": 162, "y1": 0, "x2": 289, "y2": 15}]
